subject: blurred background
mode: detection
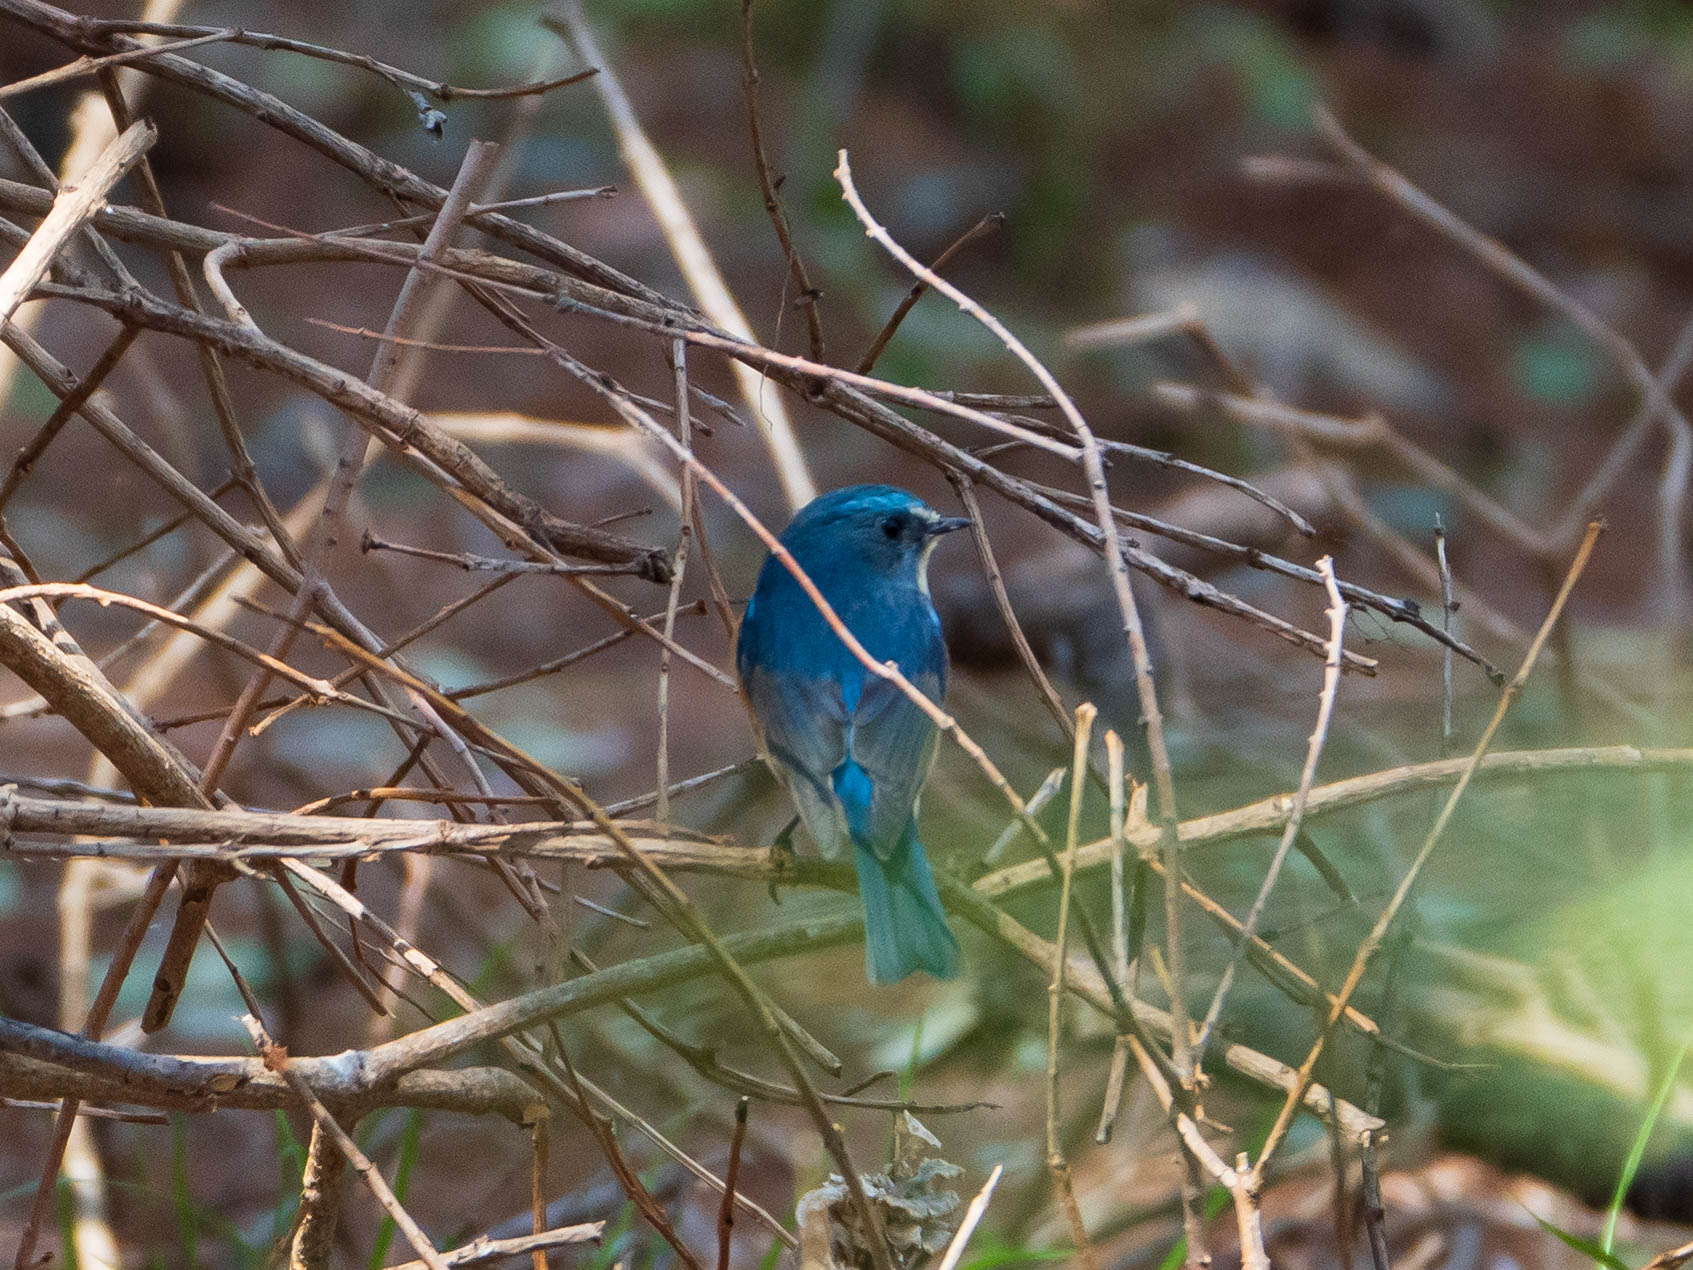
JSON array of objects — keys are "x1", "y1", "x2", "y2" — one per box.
[{"x1": 2, "y1": 1, "x2": 1693, "y2": 1266}]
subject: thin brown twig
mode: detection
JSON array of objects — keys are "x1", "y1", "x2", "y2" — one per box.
[
  {"x1": 547, "y1": 1027, "x2": 708, "y2": 1270},
  {"x1": 738, "y1": 0, "x2": 824, "y2": 361},
  {"x1": 952, "y1": 475, "x2": 1073, "y2": 739},
  {"x1": 0, "y1": 27, "x2": 237, "y2": 98},
  {"x1": 716, "y1": 1097, "x2": 750, "y2": 1270},
  {"x1": 359, "y1": 533, "x2": 649, "y2": 577},
  {"x1": 77, "y1": 17, "x2": 603, "y2": 101},
  {"x1": 857, "y1": 211, "x2": 1003, "y2": 375},
  {"x1": 0, "y1": 325, "x2": 137, "y2": 513}
]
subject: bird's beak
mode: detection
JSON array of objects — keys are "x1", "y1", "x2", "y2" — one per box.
[{"x1": 930, "y1": 516, "x2": 973, "y2": 536}]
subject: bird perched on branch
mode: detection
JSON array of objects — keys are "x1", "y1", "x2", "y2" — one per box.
[{"x1": 736, "y1": 485, "x2": 968, "y2": 984}]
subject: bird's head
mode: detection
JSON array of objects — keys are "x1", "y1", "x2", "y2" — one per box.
[{"x1": 781, "y1": 485, "x2": 972, "y2": 585}]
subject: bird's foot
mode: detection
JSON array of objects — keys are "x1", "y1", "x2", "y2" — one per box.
[{"x1": 768, "y1": 817, "x2": 799, "y2": 904}]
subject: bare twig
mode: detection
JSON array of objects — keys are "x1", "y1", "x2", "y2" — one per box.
[
  {"x1": 240, "y1": 1013, "x2": 450, "y2": 1270},
  {"x1": 716, "y1": 1098, "x2": 750, "y2": 1270},
  {"x1": 382, "y1": 1222, "x2": 604, "y2": 1270},
  {"x1": 1194, "y1": 557, "x2": 1347, "y2": 1062},
  {"x1": 1046, "y1": 703, "x2": 1101, "y2": 1270},
  {"x1": 933, "y1": 1165, "x2": 1004, "y2": 1270},
  {"x1": 858, "y1": 211, "x2": 1003, "y2": 374},
  {"x1": 1255, "y1": 520, "x2": 1603, "y2": 1172},
  {"x1": 0, "y1": 117, "x2": 153, "y2": 320},
  {"x1": 545, "y1": 1, "x2": 815, "y2": 511},
  {"x1": 738, "y1": 0, "x2": 824, "y2": 360}
]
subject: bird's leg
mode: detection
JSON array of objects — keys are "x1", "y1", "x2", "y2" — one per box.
[{"x1": 768, "y1": 815, "x2": 800, "y2": 903}]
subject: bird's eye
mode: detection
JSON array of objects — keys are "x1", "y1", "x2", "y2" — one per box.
[{"x1": 880, "y1": 516, "x2": 903, "y2": 540}]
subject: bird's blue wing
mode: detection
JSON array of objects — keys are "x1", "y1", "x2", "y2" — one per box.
[
  {"x1": 837, "y1": 664, "x2": 943, "y2": 862},
  {"x1": 740, "y1": 660, "x2": 853, "y2": 858}
]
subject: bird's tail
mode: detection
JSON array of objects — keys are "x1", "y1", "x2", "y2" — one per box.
[{"x1": 853, "y1": 827, "x2": 961, "y2": 985}]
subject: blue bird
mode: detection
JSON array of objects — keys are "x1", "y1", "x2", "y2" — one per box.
[{"x1": 736, "y1": 485, "x2": 970, "y2": 984}]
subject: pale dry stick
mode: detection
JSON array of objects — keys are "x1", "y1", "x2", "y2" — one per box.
[
  {"x1": 1435, "y1": 519, "x2": 1454, "y2": 754},
  {"x1": 835, "y1": 148, "x2": 1192, "y2": 1081},
  {"x1": 327, "y1": 186, "x2": 617, "y2": 238},
  {"x1": 1067, "y1": 307, "x2": 1198, "y2": 349},
  {"x1": 933, "y1": 1165, "x2": 1005, "y2": 1270},
  {"x1": 981, "y1": 767, "x2": 1064, "y2": 866},
  {"x1": 240, "y1": 1013, "x2": 449, "y2": 1270},
  {"x1": 1047, "y1": 703, "x2": 1102, "y2": 1270},
  {"x1": 1194, "y1": 557, "x2": 1348, "y2": 1063},
  {"x1": 1644, "y1": 1235, "x2": 1693, "y2": 1270},
  {"x1": 1253, "y1": 519, "x2": 1604, "y2": 1174},
  {"x1": 0, "y1": 103, "x2": 138, "y2": 292},
  {"x1": 657, "y1": 338, "x2": 694, "y2": 827},
  {"x1": 1096, "y1": 728, "x2": 1133, "y2": 1143},
  {"x1": 1107, "y1": 731, "x2": 1129, "y2": 980},
  {"x1": 1124, "y1": 1034, "x2": 1269, "y2": 1270},
  {"x1": 381, "y1": 1224, "x2": 605, "y2": 1270},
  {"x1": 546, "y1": 0, "x2": 815, "y2": 512},
  {"x1": 0, "y1": 117, "x2": 153, "y2": 320},
  {"x1": 200, "y1": 237, "x2": 256, "y2": 329},
  {"x1": 358, "y1": 536, "x2": 641, "y2": 577}
]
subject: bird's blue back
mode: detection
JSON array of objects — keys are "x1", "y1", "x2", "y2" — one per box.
[{"x1": 736, "y1": 486, "x2": 962, "y2": 982}]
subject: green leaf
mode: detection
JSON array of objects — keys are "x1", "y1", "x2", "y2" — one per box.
[
  {"x1": 1603, "y1": 1034, "x2": 1692, "y2": 1253},
  {"x1": 1528, "y1": 1211, "x2": 1633, "y2": 1270}
]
